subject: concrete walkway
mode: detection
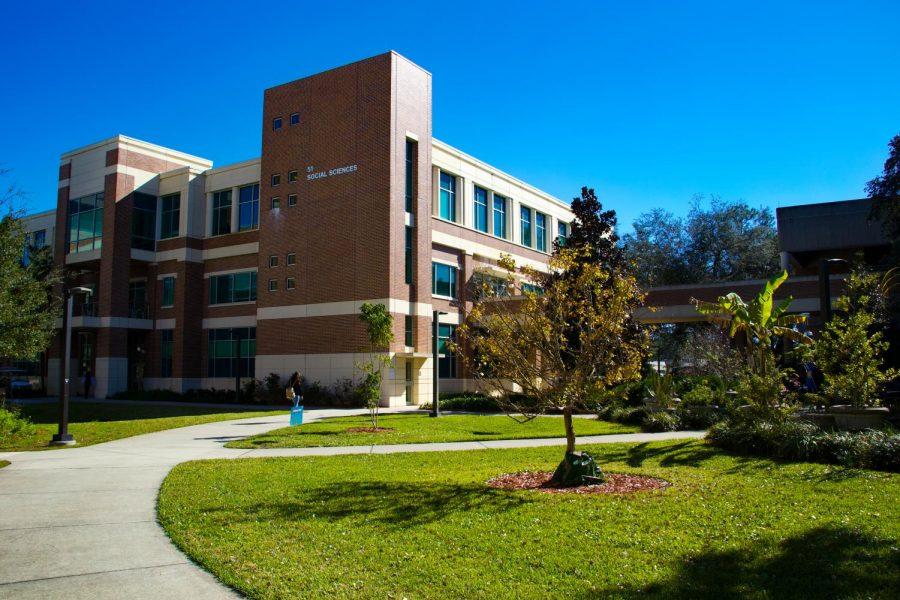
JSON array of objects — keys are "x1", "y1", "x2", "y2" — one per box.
[{"x1": 0, "y1": 408, "x2": 704, "y2": 599}]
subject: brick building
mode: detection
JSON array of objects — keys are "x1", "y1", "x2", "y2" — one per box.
[{"x1": 42, "y1": 52, "x2": 574, "y2": 405}]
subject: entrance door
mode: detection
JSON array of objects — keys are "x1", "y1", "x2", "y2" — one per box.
[
  {"x1": 405, "y1": 361, "x2": 415, "y2": 405},
  {"x1": 127, "y1": 331, "x2": 147, "y2": 391}
]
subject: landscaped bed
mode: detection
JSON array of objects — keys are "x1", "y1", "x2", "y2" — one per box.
[
  {"x1": 224, "y1": 412, "x2": 638, "y2": 449},
  {"x1": 158, "y1": 440, "x2": 899, "y2": 599},
  {"x1": 0, "y1": 401, "x2": 285, "y2": 451}
]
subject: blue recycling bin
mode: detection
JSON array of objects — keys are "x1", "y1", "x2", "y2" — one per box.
[{"x1": 290, "y1": 405, "x2": 304, "y2": 426}]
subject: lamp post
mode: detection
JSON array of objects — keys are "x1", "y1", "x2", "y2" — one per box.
[
  {"x1": 430, "y1": 310, "x2": 447, "y2": 418},
  {"x1": 818, "y1": 258, "x2": 848, "y2": 323},
  {"x1": 51, "y1": 286, "x2": 93, "y2": 446}
]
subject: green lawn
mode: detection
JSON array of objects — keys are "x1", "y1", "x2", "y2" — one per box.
[
  {"x1": 225, "y1": 412, "x2": 638, "y2": 449},
  {"x1": 0, "y1": 460, "x2": 8, "y2": 469},
  {"x1": 159, "y1": 440, "x2": 899, "y2": 599},
  {"x1": 0, "y1": 402, "x2": 285, "y2": 452}
]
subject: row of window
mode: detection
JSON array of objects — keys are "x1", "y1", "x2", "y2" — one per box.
[
  {"x1": 211, "y1": 184, "x2": 260, "y2": 236},
  {"x1": 209, "y1": 271, "x2": 257, "y2": 305},
  {"x1": 431, "y1": 262, "x2": 542, "y2": 300},
  {"x1": 267, "y1": 277, "x2": 296, "y2": 291},
  {"x1": 438, "y1": 170, "x2": 570, "y2": 252},
  {"x1": 272, "y1": 113, "x2": 301, "y2": 131},
  {"x1": 66, "y1": 192, "x2": 104, "y2": 254},
  {"x1": 268, "y1": 253, "x2": 297, "y2": 267}
]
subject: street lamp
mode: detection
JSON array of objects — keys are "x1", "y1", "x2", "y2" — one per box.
[
  {"x1": 51, "y1": 286, "x2": 93, "y2": 446},
  {"x1": 431, "y1": 310, "x2": 447, "y2": 418},
  {"x1": 819, "y1": 258, "x2": 848, "y2": 323}
]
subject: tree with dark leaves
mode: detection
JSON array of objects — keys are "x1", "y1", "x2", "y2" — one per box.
[{"x1": 866, "y1": 133, "x2": 900, "y2": 266}]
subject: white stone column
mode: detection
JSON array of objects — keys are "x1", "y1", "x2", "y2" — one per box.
[{"x1": 205, "y1": 192, "x2": 214, "y2": 236}]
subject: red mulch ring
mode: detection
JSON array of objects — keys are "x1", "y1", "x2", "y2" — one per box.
[
  {"x1": 486, "y1": 471, "x2": 671, "y2": 495},
  {"x1": 345, "y1": 427, "x2": 396, "y2": 434}
]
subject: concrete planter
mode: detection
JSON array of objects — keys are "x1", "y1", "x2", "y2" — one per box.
[{"x1": 827, "y1": 405, "x2": 889, "y2": 431}]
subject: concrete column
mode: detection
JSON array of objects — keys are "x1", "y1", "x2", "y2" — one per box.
[{"x1": 205, "y1": 192, "x2": 214, "y2": 236}]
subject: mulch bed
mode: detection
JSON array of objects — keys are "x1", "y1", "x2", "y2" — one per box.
[
  {"x1": 345, "y1": 427, "x2": 396, "y2": 434},
  {"x1": 487, "y1": 471, "x2": 671, "y2": 495}
]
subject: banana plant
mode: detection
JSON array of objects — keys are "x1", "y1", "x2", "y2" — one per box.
[{"x1": 693, "y1": 271, "x2": 812, "y2": 377}]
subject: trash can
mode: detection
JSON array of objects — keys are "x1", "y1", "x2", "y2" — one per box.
[{"x1": 290, "y1": 405, "x2": 304, "y2": 426}]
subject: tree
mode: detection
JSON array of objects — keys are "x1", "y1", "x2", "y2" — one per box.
[
  {"x1": 623, "y1": 196, "x2": 780, "y2": 287},
  {"x1": 460, "y1": 188, "x2": 649, "y2": 485},
  {"x1": 693, "y1": 271, "x2": 811, "y2": 409},
  {"x1": 357, "y1": 302, "x2": 394, "y2": 429},
  {"x1": 0, "y1": 169, "x2": 59, "y2": 360},
  {"x1": 866, "y1": 133, "x2": 900, "y2": 266}
]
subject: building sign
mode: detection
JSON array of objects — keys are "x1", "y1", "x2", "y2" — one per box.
[{"x1": 306, "y1": 164, "x2": 358, "y2": 181}]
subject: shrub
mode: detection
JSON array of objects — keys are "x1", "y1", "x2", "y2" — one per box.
[
  {"x1": 609, "y1": 406, "x2": 650, "y2": 426},
  {"x1": 641, "y1": 411, "x2": 681, "y2": 432},
  {"x1": 420, "y1": 393, "x2": 501, "y2": 412},
  {"x1": 0, "y1": 405, "x2": 35, "y2": 440},
  {"x1": 708, "y1": 417, "x2": 900, "y2": 472},
  {"x1": 300, "y1": 378, "x2": 364, "y2": 408},
  {"x1": 682, "y1": 384, "x2": 716, "y2": 407},
  {"x1": 677, "y1": 406, "x2": 726, "y2": 429},
  {"x1": 263, "y1": 373, "x2": 282, "y2": 401}
]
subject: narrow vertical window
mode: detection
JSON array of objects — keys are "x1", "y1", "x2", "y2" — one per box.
[
  {"x1": 212, "y1": 190, "x2": 232, "y2": 236},
  {"x1": 439, "y1": 171, "x2": 456, "y2": 221},
  {"x1": 558, "y1": 221, "x2": 568, "y2": 246},
  {"x1": 160, "y1": 193, "x2": 180, "y2": 239},
  {"x1": 161, "y1": 276, "x2": 175, "y2": 307},
  {"x1": 239, "y1": 184, "x2": 259, "y2": 231},
  {"x1": 438, "y1": 324, "x2": 457, "y2": 378},
  {"x1": 432, "y1": 262, "x2": 458, "y2": 299},
  {"x1": 493, "y1": 195, "x2": 507, "y2": 239},
  {"x1": 130, "y1": 193, "x2": 157, "y2": 251},
  {"x1": 474, "y1": 186, "x2": 488, "y2": 233},
  {"x1": 535, "y1": 212, "x2": 547, "y2": 252},
  {"x1": 405, "y1": 139, "x2": 416, "y2": 213},
  {"x1": 520, "y1": 206, "x2": 532, "y2": 247},
  {"x1": 290, "y1": 113, "x2": 300, "y2": 125},
  {"x1": 272, "y1": 117, "x2": 282, "y2": 131},
  {"x1": 405, "y1": 315, "x2": 414, "y2": 347},
  {"x1": 405, "y1": 226, "x2": 413, "y2": 284}
]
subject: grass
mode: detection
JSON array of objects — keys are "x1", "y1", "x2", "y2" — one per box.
[
  {"x1": 225, "y1": 412, "x2": 638, "y2": 449},
  {"x1": 158, "y1": 440, "x2": 899, "y2": 599},
  {"x1": 0, "y1": 460, "x2": 8, "y2": 469},
  {"x1": 0, "y1": 401, "x2": 285, "y2": 451}
]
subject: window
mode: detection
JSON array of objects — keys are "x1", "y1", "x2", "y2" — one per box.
[
  {"x1": 268, "y1": 279, "x2": 278, "y2": 292},
  {"x1": 474, "y1": 186, "x2": 488, "y2": 233},
  {"x1": 438, "y1": 171, "x2": 456, "y2": 221},
  {"x1": 271, "y1": 174, "x2": 281, "y2": 186},
  {"x1": 535, "y1": 212, "x2": 547, "y2": 252},
  {"x1": 209, "y1": 271, "x2": 257, "y2": 304},
  {"x1": 286, "y1": 277, "x2": 295, "y2": 290},
  {"x1": 272, "y1": 117, "x2": 282, "y2": 131},
  {"x1": 558, "y1": 221, "x2": 569, "y2": 246},
  {"x1": 493, "y1": 194, "x2": 507, "y2": 239},
  {"x1": 405, "y1": 226, "x2": 413, "y2": 285},
  {"x1": 405, "y1": 139, "x2": 416, "y2": 212},
  {"x1": 290, "y1": 113, "x2": 300, "y2": 125},
  {"x1": 238, "y1": 184, "x2": 259, "y2": 231},
  {"x1": 207, "y1": 327, "x2": 256, "y2": 378},
  {"x1": 520, "y1": 206, "x2": 532, "y2": 247},
  {"x1": 405, "y1": 315, "x2": 414, "y2": 347},
  {"x1": 432, "y1": 262, "x2": 458, "y2": 299},
  {"x1": 31, "y1": 229, "x2": 46, "y2": 248},
  {"x1": 271, "y1": 197, "x2": 281, "y2": 210},
  {"x1": 288, "y1": 194, "x2": 297, "y2": 206},
  {"x1": 128, "y1": 281, "x2": 148, "y2": 318},
  {"x1": 522, "y1": 282, "x2": 544, "y2": 295},
  {"x1": 438, "y1": 324, "x2": 457, "y2": 378},
  {"x1": 161, "y1": 276, "x2": 175, "y2": 307},
  {"x1": 288, "y1": 170, "x2": 298, "y2": 183},
  {"x1": 287, "y1": 252, "x2": 296, "y2": 266},
  {"x1": 131, "y1": 193, "x2": 157, "y2": 251},
  {"x1": 269, "y1": 255, "x2": 279, "y2": 267},
  {"x1": 211, "y1": 190, "x2": 232, "y2": 236},
  {"x1": 160, "y1": 193, "x2": 180, "y2": 239},
  {"x1": 474, "y1": 272, "x2": 508, "y2": 299},
  {"x1": 160, "y1": 330, "x2": 173, "y2": 377},
  {"x1": 67, "y1": 192, "x2": 104, "y2": 253}
]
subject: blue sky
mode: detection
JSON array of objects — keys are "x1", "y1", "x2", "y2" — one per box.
[{"x1": 1, "y1": 1, "x2": 897, "y2": 232}]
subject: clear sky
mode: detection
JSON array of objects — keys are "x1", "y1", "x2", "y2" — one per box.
[{"x1": 1, "y1": 1, "x2": 897, "y2": 232}]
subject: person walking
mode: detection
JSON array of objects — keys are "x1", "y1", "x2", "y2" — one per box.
[{"x1": 287, "y1": 371, "x2": 303, "y2": 407}]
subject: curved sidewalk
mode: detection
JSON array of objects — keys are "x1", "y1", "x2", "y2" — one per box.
[{"x1": 0, "y1": 408, "x2": 703, "y2": 599}]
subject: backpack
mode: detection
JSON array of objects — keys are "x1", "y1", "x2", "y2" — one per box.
[{"x1": 284, "y1": 385, "x2": 295, "y2": 401}]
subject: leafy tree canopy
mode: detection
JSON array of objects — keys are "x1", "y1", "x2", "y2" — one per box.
[
  {"x1": 622, "y1": 195, "x2": 780, "y2": 287},
  {"x1": 866, "y1": 133, "x2": 900, "y2": 266}
]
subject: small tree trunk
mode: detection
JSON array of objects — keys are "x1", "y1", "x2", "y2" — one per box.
[{"x1": 563, "y1": 404, "x2": 576, "y2": 453}]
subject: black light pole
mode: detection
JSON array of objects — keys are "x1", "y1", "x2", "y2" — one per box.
[
  {"x1": 51, "y1": 286, "x2": 92, "y2": 446},
  {"x1": 430, "y1": 310, "x2": 446, "y2": 418},
  {"x1": 819, "y1": 258, "x2": 848, "y2": 323}
]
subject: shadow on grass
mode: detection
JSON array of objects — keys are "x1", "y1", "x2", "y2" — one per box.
[
  {"x1": 586, "y1": 526, "x2": 899, "y2": 599},
  {"x1": 209, "y1": 481, "x2": 533, "y2": 530}
]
